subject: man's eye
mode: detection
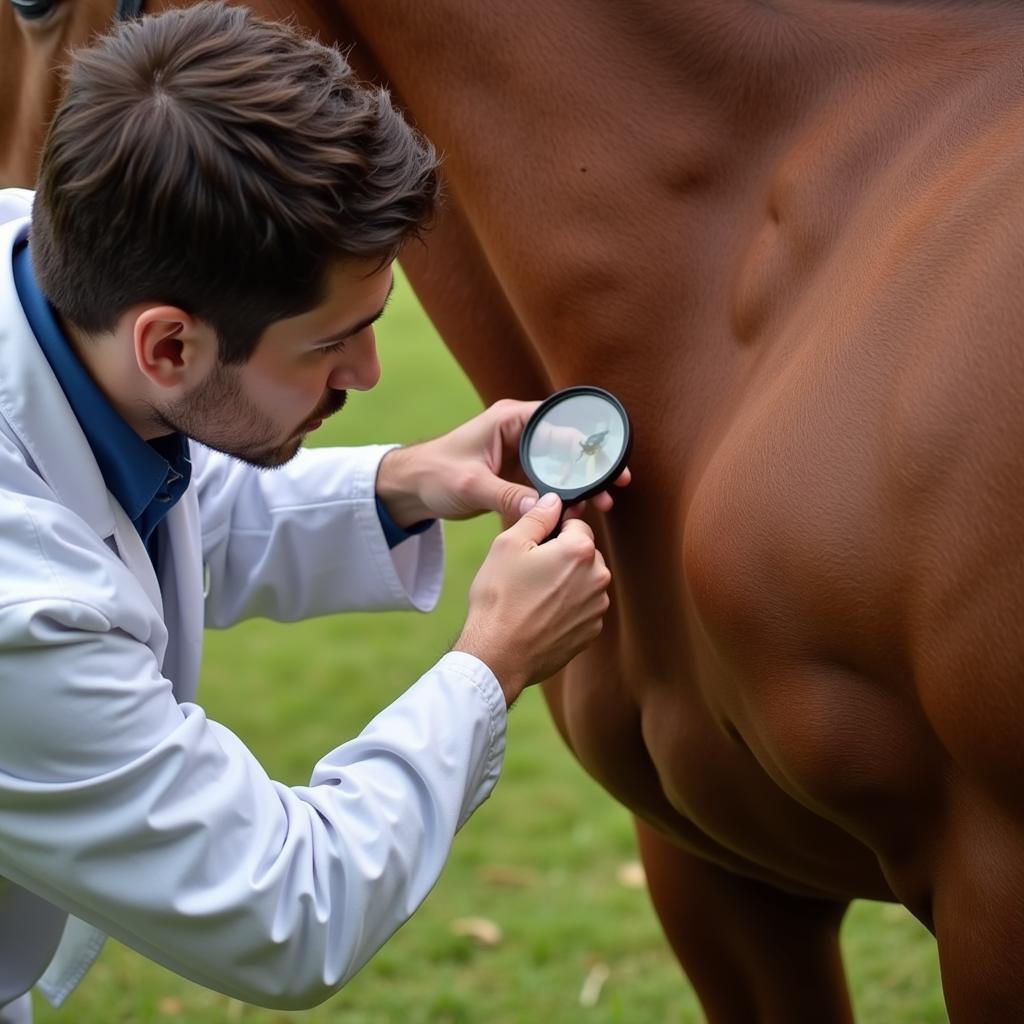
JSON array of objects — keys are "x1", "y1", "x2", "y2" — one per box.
[{"x1": 317, "y1": 340, "x2": 347, "y2": 356}]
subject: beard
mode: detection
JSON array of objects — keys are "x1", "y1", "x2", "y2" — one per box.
[{"x1": 150, "y1": 361, "x2": 347, "y2": 469}]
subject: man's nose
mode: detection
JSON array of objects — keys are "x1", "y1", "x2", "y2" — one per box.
[{"x1": 328, "y1": 335, "x2": 381, "y2": 392}]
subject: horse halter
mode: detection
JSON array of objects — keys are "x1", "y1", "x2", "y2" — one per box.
[{"x1": 9, "y1": 0, "x2": 144, "y2": 20}]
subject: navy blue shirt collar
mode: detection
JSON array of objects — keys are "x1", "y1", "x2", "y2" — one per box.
[{"x1": 12, "y1": 240, "x2": 191, "y2": 553}]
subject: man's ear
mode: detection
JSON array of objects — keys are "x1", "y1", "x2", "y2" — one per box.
[{"x1": 132, "y1": 306, "x2": 217, "y2": 389}]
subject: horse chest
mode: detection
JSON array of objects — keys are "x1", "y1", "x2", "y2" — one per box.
[{"x1": 552, "y1": 288, "x2": 943, "y2": 896}]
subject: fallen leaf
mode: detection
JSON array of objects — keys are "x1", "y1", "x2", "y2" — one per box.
[
  {"x1": 450, "y1": 916, "x2": 503, "y2": 947},
  {"x1": 579, "y1": 962, "x2": 611, "y2": 1007},
  {"x1": 157, "y1": 996, "x2": 183, "y2": 1015}
]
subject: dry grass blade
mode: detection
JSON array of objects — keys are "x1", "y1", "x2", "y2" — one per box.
[{"x1": 450, "y1": 916, "x2": 504, "y2": 947}]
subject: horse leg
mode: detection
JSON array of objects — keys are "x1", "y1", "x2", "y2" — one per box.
[
  {"x1": 923, "y1": 797, "x2": 1024, "y2": 1021},
  {"x1": 635, "y1": 819, "x2": 854, "y2": 1023}
]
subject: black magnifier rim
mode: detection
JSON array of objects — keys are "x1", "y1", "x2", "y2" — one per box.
[{"x1": 519, "y1": 385, "x2": 632, "y2": 504}]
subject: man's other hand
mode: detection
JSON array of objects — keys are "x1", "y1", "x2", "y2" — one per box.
[
  {"x1": 453, "y1": 492, "x2": 613, "y2": 706},
  {"x1": 375, "y1": 399, "x2": 631, "y2": 527}
]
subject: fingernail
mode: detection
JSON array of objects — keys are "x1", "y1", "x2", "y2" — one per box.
[
  {"x1": 519, "y1": 495, "x2": 537, "y2": 515},
  {"x1": 539, "y1": 492, "x2": 559, "y2": 507}
]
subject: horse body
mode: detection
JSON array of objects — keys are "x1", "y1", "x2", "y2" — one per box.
[{"x1": 3, "y1": 1, "x2": 1024, "y2": 1018}]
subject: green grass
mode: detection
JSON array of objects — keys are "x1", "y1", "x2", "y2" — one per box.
[{"x1": 36, "y1": 271, "x2": 947, "y2": 1023}]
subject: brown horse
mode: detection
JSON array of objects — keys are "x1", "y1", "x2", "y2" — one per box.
[{"x1": 3, "y1": 1, "x2": 1024, "y2": 1019}]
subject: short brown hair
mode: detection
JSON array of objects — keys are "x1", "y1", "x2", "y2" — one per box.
[{"x1": 31, "y1": 1, "x2": 439, "y2": 363}]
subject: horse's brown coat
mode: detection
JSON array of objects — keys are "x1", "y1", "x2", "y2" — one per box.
[{"x1": 3, "y1": 2, "x2": 1024, "y2": 1019}]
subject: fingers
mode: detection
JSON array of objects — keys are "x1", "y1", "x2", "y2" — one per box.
[
  {"x1": 557, "y1": 516, "x2": 596, "y2": 544},
  {"x1": 489, "y1": 398, "x2": 542, "y2": 424},
  {"x1": 490, "y1": 483, "x2": 535, "y2": 522},
  {"x1": 478, "y1": 400, "x2": 631, "y2": 522},
  {"x1": 556, "y1": 523, "x2": 611, "y2": 615},
  {"x1": 462, "y1": 400, "x2": 544, "y2": 518},
  {"x1": 492, "y1": 398, "x2": 542, "y2": 453},
  {"x1": 562, "y1": 500, "x2": 588, "y2": 522},
  {"x1": 505, "y1": 491, "x2": 562, "y2": 546},
  {"x1": 562, "y1": 466, "x2": 632, "y2": 516},
  {"x1": 517, "y1": 490, "x2": 541, "y2": 516},
  {"x1": 557, "y1": 519, "x2": 610, "y2": 585},
  {"x1": 459, "y1": 470, "x2": 537, "y2": 522}
]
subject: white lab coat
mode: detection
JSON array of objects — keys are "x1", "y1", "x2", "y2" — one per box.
[{"x1": 0, "y1": 190, "x2": 507, "y2": 1014}]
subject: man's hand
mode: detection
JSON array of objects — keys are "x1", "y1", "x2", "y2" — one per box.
[
  {"x1": 453, "y1": 492, "x2": 612, "y2": 707},
  {"x1": 375, "y1": 399, "x2": 630, "y2": 527}
]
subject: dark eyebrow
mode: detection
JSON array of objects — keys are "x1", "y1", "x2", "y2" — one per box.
[{"x1": 310, "y1": 278, "x2": 396, "y2": 347}]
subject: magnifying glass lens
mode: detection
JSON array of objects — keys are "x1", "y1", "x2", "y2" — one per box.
[{"x1": 520, "y1": 386, "x2": 632, "y2": 504}]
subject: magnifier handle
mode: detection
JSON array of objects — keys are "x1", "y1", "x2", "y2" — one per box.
[
  {"x1": 542, "y1": 516, "x2": 563, "y2": 544},
  {"x1": 541, "y1": 500, "x2": 580, "y2": 544}
]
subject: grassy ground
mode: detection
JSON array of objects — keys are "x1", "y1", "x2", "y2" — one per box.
[{"x1": 37, "y1": 273, "x2": 947, "y2": 1023}]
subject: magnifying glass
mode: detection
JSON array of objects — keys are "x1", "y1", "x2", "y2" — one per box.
[{"x1": 519, "y1": 385, "x2": 632, "y2": 506}]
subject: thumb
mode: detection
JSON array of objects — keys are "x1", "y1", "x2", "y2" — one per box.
[
  {"x1": 509, "y1": 491, "x2": 562, "y2": 545},
  {"x1": 501, "y1": 484, "x2": 540, "y2": 521},
  {"x1": 469, "y1": 471, "x2": 538, "y2": 522}
]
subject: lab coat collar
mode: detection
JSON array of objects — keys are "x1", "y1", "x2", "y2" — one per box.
[
  {"x1": 0, "y1": 215, "x2": 165, "y2": 619},
  {"x1": 0, "y1": 215, "x2": 116, "y2": 542},
  {"x1": 11, "y1": 240, "x2": 192, "y2": 549}
]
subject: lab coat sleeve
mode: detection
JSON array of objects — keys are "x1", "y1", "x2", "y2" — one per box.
[
  {"x1": 192, "y1": 442, "x2": 444, "y2": 627},
  {"x1": 0, "y1": 577, "x2": 506, "y2": 1008}
]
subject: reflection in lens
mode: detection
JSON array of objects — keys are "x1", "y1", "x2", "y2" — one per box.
[{"x1": 526, "y1": 394, "x2": 627, "y2": 490}]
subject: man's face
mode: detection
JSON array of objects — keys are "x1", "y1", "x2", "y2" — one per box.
[{"x1": 157, "y1": 260, "x2": 392, "y2": 468}]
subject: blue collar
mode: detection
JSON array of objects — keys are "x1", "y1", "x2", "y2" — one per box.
[{"x1": 12, "y1": 241, "x2": 191, "y2": 553}]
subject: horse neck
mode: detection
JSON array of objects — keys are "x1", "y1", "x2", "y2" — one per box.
[{"x1": 329, "y1": 1, "x2": 1023, "y2": 154}]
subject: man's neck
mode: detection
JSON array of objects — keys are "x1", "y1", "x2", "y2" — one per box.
[{"x1": 61, "y1": 316, "x2": 165, "y2": 441}]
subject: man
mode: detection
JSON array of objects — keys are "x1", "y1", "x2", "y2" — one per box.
[{"x1": 0, "y1": 4, "x2": 625, "y2": 1020}]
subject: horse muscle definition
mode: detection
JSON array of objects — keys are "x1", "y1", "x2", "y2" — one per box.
[{"x1": 3, "y1": 2, "x2": 1023, "y2": 1019}]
